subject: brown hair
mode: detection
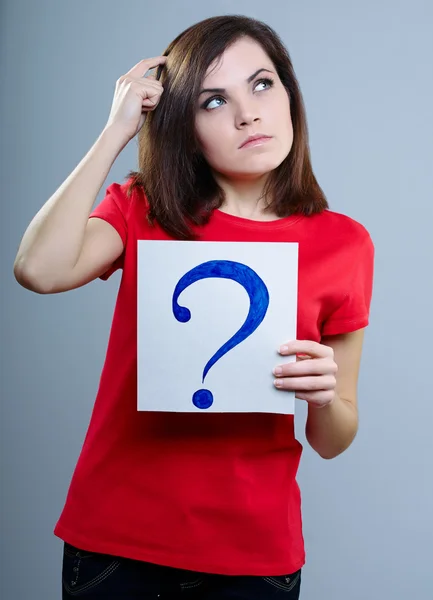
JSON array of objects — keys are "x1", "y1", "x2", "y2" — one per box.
[{"x1": 126, "y1": 14, "x2": 328, "y2": 240}]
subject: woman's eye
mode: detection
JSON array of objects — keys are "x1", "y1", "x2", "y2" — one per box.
[
  {"x1": 255, "y1": 77, "x2": 274, "y2": 91},
  {"x1": 204, "y1": 96, "x2": 225, "y2": 110},
  {"x1": 202, "y1": 78, "x2": 274, "y2": 111}
]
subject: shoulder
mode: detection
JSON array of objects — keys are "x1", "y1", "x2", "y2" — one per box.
[
  {"x1": 313, "y1": 208, "x2": 373, "y2": 248},
  {"x1": 105, "y1": 177, "x2": 150, "y2": 218}
]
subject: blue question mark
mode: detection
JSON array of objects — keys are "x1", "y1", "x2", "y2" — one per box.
[{"x1": 172, "y1": 260, "x2": 270, "y2": 409}]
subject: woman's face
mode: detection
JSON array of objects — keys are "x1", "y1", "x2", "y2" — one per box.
[{"x1": 195, "y1": 37, "x2": 293, "y2": 180}]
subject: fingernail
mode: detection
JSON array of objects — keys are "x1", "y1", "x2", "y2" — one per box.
[
  {"x1": 273, "y1": 367, "x2": 283, "y2": 375},
  {"x1": 279, "y1": 346, "x2": 288, "y2": 354}
]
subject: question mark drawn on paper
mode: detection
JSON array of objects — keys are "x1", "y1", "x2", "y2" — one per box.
[{"x1": 172, "y1": 260, "x2": 270, "y2": 410}]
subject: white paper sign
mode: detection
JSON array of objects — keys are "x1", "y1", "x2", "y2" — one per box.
[{"x1": 137, "y1": 241, "x2": 298, "y2": 413}]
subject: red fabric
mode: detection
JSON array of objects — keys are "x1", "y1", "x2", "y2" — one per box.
[{"x1": 53, "y1": 180, "x2": 375, "y2": 575}]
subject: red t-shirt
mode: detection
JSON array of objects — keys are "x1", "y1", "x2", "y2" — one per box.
[{"x1": 53, "y1": 179, "x2": 374, "y2": 575}]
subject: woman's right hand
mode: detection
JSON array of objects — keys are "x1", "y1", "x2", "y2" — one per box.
[{"x1": 104, "y1": 56, "x2": 167, "y2": 143}]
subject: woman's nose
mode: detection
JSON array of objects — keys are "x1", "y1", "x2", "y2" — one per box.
[{"x1": 235, "y1": 101, "x2": 261, "y2": 128}]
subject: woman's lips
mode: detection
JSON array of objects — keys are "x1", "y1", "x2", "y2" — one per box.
[{"x1": 239, "y1": 136, "x2": 273, "y2": 149}]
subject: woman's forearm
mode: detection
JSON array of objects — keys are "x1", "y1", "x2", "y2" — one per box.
[{"x1": 305, "y1": 393, "x2": 358, "y2": 459}]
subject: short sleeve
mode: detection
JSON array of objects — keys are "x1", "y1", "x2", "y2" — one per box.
[
  {"x1": 321, "y1": 232, "x2": 375, "y2": 336},
  {"x1": 89, "y1": 182, "x2": 129, "y2": 280}
]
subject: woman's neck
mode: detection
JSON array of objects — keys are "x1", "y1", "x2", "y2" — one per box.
[
  {"x1": 217, "y1": 203, "x2": 280, "y2": 221},
  {"x1": 215, "y1": 173, "x2": 279, "y2": 221}
]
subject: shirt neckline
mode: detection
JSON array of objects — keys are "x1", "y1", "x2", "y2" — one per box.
[{"x1": 213, "y1": 208, "x2": 306, "y2": 230}]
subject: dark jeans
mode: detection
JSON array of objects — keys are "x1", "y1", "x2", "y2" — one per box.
[{"x1": 62, "y1": 542, "x2": 302, "y2": 599}]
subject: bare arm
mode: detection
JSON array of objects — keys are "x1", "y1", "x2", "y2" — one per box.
[
  {"x1": 13, "y1": 126, "x2": 128, "y2": 293},
  {"x1": 305, "y1": 330, "x2": 364, "y2": 459},
  {"x1": 13, "y1": 55, "x2": 167, "y2": 295}
]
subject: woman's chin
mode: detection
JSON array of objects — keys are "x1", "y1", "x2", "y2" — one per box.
[{"x1": 215, "y1": 160, "x2": 283, "y2": 181}]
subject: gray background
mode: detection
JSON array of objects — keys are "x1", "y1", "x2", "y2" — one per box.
[{"x1": 1, "y1": 0, "x2": 432, "y2": 598}]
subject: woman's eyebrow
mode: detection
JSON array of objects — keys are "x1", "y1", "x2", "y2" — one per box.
[{"x1": 199, "y1": 68, "x2": 274, "y2": 96}]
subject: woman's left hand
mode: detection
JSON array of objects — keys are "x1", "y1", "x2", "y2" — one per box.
[{"x1": 273, "y1": 340, "x2": 338, "y2": 408}]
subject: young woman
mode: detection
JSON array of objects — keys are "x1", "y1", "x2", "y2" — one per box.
[{"x1": 14, "y1": 14, "x2": 375, "y2": 600}]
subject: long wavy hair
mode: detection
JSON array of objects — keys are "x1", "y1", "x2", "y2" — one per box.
[{"x1": 126, "y1": 15, "x2": 328, "y2": 240}]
